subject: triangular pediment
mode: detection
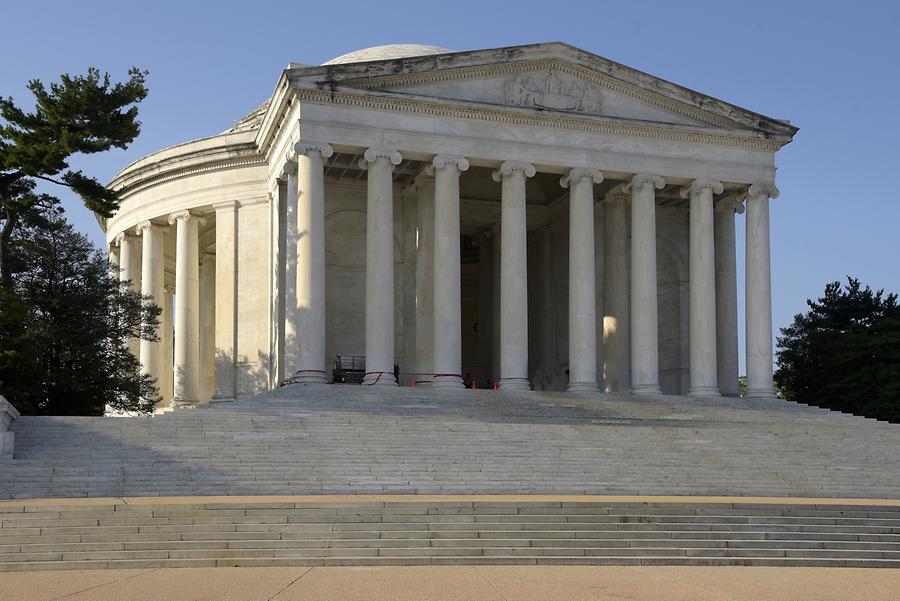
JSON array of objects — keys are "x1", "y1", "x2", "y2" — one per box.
[
  {"x1": 345, "y1": 62, "x2": 718, "y2": 129},
  {"x1": 280, "y1": 42, "x2": 797, "y2": 144}
]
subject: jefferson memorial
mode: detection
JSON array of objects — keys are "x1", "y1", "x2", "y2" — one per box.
[{"x1": 103, "y1": 42, "x2": 797, "y2": 408}]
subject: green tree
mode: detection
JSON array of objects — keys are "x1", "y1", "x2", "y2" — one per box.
[
  {"x1": 0, "y1": 210, "x2": 160, "y2": 415},
  {"x1": 775, "y1": 277, "x2": 900, "y2": 422},
  {"x1": 0, "y1": 67, "x2": 148, "y2": 288}
]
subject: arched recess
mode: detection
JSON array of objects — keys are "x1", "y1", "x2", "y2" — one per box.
[{"x1": 657, "y1": 234, "x2": 689, "y2": 394}]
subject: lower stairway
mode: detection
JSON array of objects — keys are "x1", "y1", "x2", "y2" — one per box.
[{"x1": 2, "y1": 497, "x2": 900, "y2": 571}]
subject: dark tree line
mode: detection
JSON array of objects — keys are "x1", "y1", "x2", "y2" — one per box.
[
  {"x1": 0, "y1": 67, "x2": 155, "y2": 415},
  {"x1": 0, "y1": 211, "x2": 160, "y2": 414},
  {"x1": 775, "y1": 277, "x2": 900, "y2": 423}
]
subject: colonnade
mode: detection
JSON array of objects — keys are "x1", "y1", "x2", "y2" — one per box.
[
  {"x1": 114, "y1": 139, "x2": 779, "y2": 404},
  {"x1": 114, "y1": 211, "x2": 209, "y2": 408}
]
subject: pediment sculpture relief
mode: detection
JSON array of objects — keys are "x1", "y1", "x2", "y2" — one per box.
[{"x1": 504, "y1": 72, "x2": 602, "y2": 114}]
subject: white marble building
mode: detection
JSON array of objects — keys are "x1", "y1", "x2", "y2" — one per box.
[{"x1": 103, "y1": 42, "x2": 796, "y2": 407}]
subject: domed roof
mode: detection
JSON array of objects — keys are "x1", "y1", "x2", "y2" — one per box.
[{"x1": 322, "y1": 44, "x2": 454, "y2": 65}]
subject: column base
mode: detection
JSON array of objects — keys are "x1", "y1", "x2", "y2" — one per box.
[
  {"x1": 432, "y1": 375, "x2": 464, "y2": 389},
  {"x1": 172, "y1": 398, "x2": 201, "y2": 409},
  {"x1": 362, "y1": 372, "x2": 397, "y2": 387},
  {"x1": 630, "y1": 384, "x2": 662, "y2": 396},
  {"x1": 687, "y1": 385, "x2": 721, "y2": 397},
  {"x1": 292, "y1": 370, "x2": 329, "y2": 384},
  {"x1": 567, "y1": 382, "x2": 600, "y2": 393},
  {"x1": 499, "y1": 378, "x2": 531, "y2": 391},
  {"x1": 744, "y1": 388, "x2": 776, "y2": 400}
]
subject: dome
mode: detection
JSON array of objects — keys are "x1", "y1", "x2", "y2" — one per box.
[{"x1": 322, "y1": 44, "x2": 454, "y2": 65}]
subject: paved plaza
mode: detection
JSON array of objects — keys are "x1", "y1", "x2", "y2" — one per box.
[{"x1": 4, "y1": 565, "x2": 900, "y2": 601}]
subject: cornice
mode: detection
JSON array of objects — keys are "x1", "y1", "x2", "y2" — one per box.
[
  {"x1": 343, "y1": 59, "x2": 741, "y2": 132},
  {"x1": 292, "y1": 87, "x2": 785, "y2": 152},
  {"x1": 113, "y1": 154, "x2": 267, "y2": 200}
]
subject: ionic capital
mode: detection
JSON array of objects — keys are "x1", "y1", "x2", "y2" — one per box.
[
  {"x1": 716, "y1": 192, "x2": 747, "y2": 215},
  {"x1": 491, "y1": 161, "x2": 536, "y2": 182},
  {"x1": 679, "y1": 178, "x2": 724, "y2": 199},
  {"x1": 432, "y1": 154, "x2": 470, "y2": 172},
  {"x1": 114, "y1": 232, "x2": 130, "y2": 246},
  {"x1": 134, "y1": 220, "x2": 157, "y2": 236},
  {"x1": 168, "y1": 210, "x2": 194, "y2": 225},
  {"x1": 560, "y1": 167, "x2": 603, "y2": 189},
  {"x1": 625, "y1": 173, "x2": 666, "y2": 192},
  {"x1": 747, "y1": 182, "x2": 780, "y2": 200},
  {"x1": 361, "y1": 147, "x2": 403, "y2": 166},
  {"x1": 280, "y1": 151, "x2": 298, "y2": 178},
  {"x1": 604, "y1": 183, "x2": 630, "y2": 204},
  {"x1": 294, "y1": 140, "x2": 334, "y2": 159},
  {"x1": 412, "y1": 167, "x2": 435, "y2": 188}
]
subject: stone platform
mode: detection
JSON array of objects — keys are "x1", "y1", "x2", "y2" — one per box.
[
  {"x1": 2, "y1": 385, "x2": 899, "y2": 499},
  {"x1": 1, "y1": 386, "x2": 900, "y2": 571}
]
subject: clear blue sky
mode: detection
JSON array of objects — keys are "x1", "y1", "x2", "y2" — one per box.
[{"x1": 3, "y1": 0, "x2": 898, "y2": 371}]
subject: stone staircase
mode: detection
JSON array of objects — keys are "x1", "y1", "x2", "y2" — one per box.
[
  {"x1": 2, "y1": 384, "x2": 899, "y2": 500},
  {"x1": 1, "y1": 385, "x2": 899, "y2": 570},
  {"x1": 2, "y1": 498, "x2": 900, "y2": 571}
]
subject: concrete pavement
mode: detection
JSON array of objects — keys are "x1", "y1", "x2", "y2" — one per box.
[{"x1": 3, "y1": 566, "x2": 900, "y2": 601}]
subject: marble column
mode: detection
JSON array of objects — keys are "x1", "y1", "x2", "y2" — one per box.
[
  {"x1": 603, "y1": 185, "x2": 630, "y2": 392},
  {"x1": 431, "y1": 155, "x2": 469, "y2": 388},
  {"x1": 270, "y1": 179, "x2": 287, "y2": 387},
  {"x1": 561, "y1": 167, "x2": 604, "y2": 391},
  {"x1": 594, "y1": 196, "x2": 605, "y2": 391},
  {"x1": 476, "y1": 229, "x2": 494, "y2": 384},
  {"x1": 116, "y1": 231, "x2": 140, "y2": 292},
  {"x1": 161, "y1": 284, "x2": 175, "y2": 409},
  {"x1": 745, "y1": 183, "x2": 779, "y2": 399},
  {"x1": 108, "y1": 245, "x2": 120, "y2": 278},
  {"x1": 199, "y1": 250, "x2": 216, "y2": 403},
  {"x1": 281, "y1": 158, "x2": 299, "y2": 378},
  {"x1": 628, "y1": 173, "x2": 665, "y2": 395},
  {"x1": 136, "y1": 220, "x2": 164, "y2": 403},
  {"x1": 213, "y1": 200, "x2": 237, "y2": 401},
  {"x1": 414, "y1": 171, "x2": 435, "y2": 385},
  {"x1": 683, "y1": 179, "x2": 723, "y2": 397},
  {"x1": 294, "y1": 140, "x2": 333, "y2": 383},
  {"x1": 361, "y1": 147, "x2": 402, "y2": 387},
  {"x1": 490, "y1": 222, "x2": 501, "y2": 383},
  {"x1": 169, "y1": 210, "x2": 201, "y2": 406},
  {"x1": 116, "y1": 232, "x2": 141, "y2": 357},
  {"x1": 538, "y1": 225, "x2": 556, "y2": 390},
  {"x1": 492, "y1": 161, "x2": 535, "y2": 390},
  {"x1": 715, "y1": 195, "x2": 743, "y2": 397}
]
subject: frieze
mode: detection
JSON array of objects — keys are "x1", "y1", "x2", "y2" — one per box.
[
  {"x1": 292, "y1": 88, "x2": 784, "y2": 152},
  {"x1": 504, "y1": 71, "x2": 602, "y2": 114}
]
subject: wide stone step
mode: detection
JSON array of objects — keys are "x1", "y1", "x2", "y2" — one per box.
[
  {"x1": 5, "y1": 384, "x2": 900, "y2": 499},
  {"x1": 2, "y1": 498, "x2": 900, "y2": 570}
]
